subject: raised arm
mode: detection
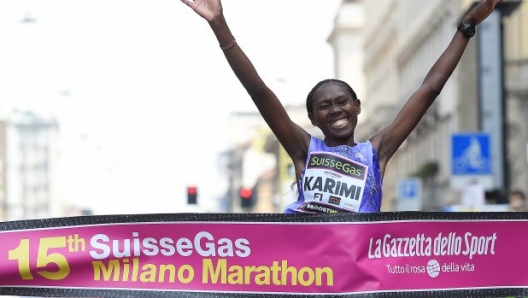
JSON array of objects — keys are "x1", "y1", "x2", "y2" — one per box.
[
  {"x1": 180, "y1": 0, "x2": 310, "y2": 157},
  {"x1": 370, "y1": 0, "x2": 503, "y2": 172}
]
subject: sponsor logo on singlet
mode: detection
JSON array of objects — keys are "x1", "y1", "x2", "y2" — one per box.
[{"x1": 297, "y1": 152, "x2": 368, "y2": 214}]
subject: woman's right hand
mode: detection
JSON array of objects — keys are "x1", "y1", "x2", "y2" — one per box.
[{"x1": 180, "y1": 0, "x2": 223, "y2": 23}]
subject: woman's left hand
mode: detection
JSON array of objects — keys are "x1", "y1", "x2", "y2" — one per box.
[{"x1": 464, "y1": 0, "x2": 504, "y2": 25}]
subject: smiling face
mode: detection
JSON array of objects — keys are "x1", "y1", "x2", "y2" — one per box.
[{"x1": 308, "y1": 81, "x2": 361, "y2": 146}]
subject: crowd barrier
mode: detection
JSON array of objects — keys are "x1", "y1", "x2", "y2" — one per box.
[{"x1": 0, "y1": 211, "x2": 527, "y2": 297}]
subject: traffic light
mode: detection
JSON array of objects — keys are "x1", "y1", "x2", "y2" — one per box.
[
  {"x1": 240, "y1": 187, "x2": 254, "y2": 209},
  {"x1": 187, "y1": 185, "x2": 197, "y2": 205}
]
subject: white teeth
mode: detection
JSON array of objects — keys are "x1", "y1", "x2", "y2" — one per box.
[{"x1": 331, "y1": 119, "x2": 348, "y2": 128}]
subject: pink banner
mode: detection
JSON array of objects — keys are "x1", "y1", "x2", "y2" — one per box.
[{"x1": 0, "y1": 217, "x2": 525, "y2": 295}]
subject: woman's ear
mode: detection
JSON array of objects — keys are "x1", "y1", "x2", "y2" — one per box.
[
  {"x1": 355, "y1": 99, "x2": 362, "y2": 114},
  {"x1": 308, "y1": 113, "x2": 316, "y2": 126}
]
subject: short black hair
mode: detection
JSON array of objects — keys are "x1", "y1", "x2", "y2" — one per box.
[{"x1": 306, "y1": 79, "x2": 358, "y2": 114}]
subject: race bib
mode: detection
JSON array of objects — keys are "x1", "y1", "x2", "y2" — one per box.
[{"x1": 297, "y1": 151, "x2": 368, "y2": 214}]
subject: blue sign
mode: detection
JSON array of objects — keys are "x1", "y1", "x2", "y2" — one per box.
[
  {"x1": 397, "y1": 178, "x2": 421, "y2": 200},
  {"x1": 451, "y1": 133, "x2": 492, "y2": 175}
]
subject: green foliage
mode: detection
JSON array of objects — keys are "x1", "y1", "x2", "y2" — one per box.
[{"x1": 412, "y1": 161, "x2": 439, "y2": 180}]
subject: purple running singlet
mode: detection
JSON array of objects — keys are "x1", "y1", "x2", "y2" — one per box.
[{"x1": 284, "y1": 136, "x2": 382, "y2": 214}]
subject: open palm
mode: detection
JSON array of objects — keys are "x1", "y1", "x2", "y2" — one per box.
[
  {"x1": 469, "y1": 0, "x2": 503, "y2": 25},
  {"x1": 180, "y1": 0, "x2": 223, "y2": 22}
]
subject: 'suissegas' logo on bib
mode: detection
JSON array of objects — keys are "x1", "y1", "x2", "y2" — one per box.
[{"x1": 297, "y1": 152, "x2": 368, "y2": 214}]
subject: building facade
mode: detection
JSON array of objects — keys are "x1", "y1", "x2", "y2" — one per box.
[
  {"x1": 503, "y1": 1, "x2": 528, "y2": 197},
  {"x1": 0, "y1": 110, "x2": 63, "y2": 220},
  {"x1": 330, "y1": 0, "x2": 528, "y2": 211},
  {"x1": 221, "y1": 111, "x2": 276, "y2": 213}
]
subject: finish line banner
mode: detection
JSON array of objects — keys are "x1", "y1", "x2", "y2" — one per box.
[{"x1": 0, "y1": 212, "x2": 527, "y2": 298}]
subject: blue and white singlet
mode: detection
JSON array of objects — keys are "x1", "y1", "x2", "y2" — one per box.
[{"x1": 284, "y1": 136, "x2": 382, "y2": 214}]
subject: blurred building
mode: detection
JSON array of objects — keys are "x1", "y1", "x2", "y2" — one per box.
[
  {"x1": 221, "y1": 111, "x2": 276, "y2": 213},
  {"x1": 329, "y1": 0, "x2": 528, "y2": 211},
  {"x1": 503, "y1": 1, "x2": 528, "y2": 199},
  {"x1": 369, "y1": 0, "x2": 468, "y2": 210},
  {"x1": 0, "y1": 110, "x2": 64, "y2": 221}
]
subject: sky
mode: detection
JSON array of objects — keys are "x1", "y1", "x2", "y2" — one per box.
[{"x1": 0, "y1": 0, "x2": 342, "y2": 215}]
